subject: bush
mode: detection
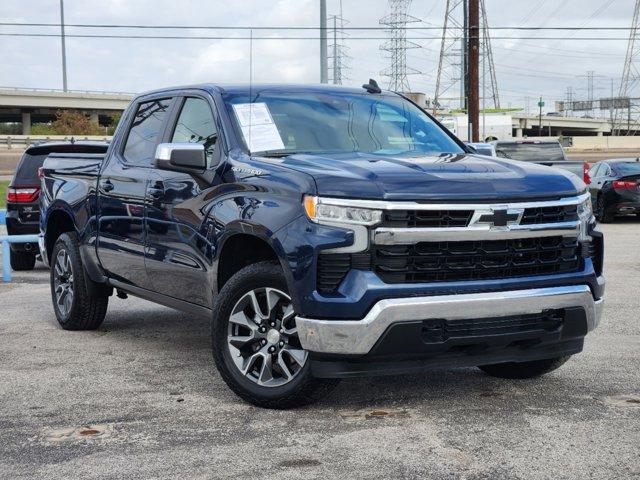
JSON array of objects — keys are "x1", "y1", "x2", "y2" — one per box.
[
  {"x1": 49, "y1": 110, "x2": 104, "y2": 136},
  {"x1": 30, "y1": 123, "x2": 57, "y2": 135}
]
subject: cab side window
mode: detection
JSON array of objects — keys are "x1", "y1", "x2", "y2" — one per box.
[
  {"x1": 123, "y1": 98, "x2": 172, "y2": 166},
  {"x1": 171, "y1": 97, "x2": 218, "y2": 167}
]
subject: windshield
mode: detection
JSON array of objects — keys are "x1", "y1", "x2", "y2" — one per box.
[
  {"x1": 222, "y1": 90, "x2": 464, "y2": 157},
  {"x1": 614, "y1": 162, "x2": 640, "y2": 176},
  {"x1": 495, "y1": 142, "x2": 565, "y2": 162}
]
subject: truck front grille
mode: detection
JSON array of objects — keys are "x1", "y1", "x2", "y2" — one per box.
[
  {"x1": 520, "y1": 205, "x2": 578, "y2": 225},
  {"x1": 380, "y1": 205, "x2": 578, "y2": 228},
  {"x1": 373, "y1": 237, "x2": 581, "y2": 284},
  {"x1": 316, "y1": 196, "x2": 589, "y2": 294},
  {"x1": 317, "y1": 236, "x2": 583, "y2": 293},
  {"x1": 374, "y1": 236, "x2": 580, "y2": 284},
  {"x1": 382, "y1": 209, "x2": 473, "y2": 228}
]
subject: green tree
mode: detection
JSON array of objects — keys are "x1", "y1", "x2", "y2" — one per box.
[
  {"x1": 43, "y1": 110, "x2": 104, "y2": 136},
  {"x1": 106, "y1": 112, "x2": 122, "y2": 135}
]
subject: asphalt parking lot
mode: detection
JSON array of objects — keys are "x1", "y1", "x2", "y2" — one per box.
[{"x1": 0, "y1": 220, "x2": 638, "y2": 480}]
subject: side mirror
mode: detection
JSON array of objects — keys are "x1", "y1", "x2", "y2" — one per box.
[{"x1": 154, "y1": 143, "x2": 206, "y2": 173}]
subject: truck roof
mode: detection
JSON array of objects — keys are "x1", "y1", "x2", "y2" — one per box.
[{"x1": 136, "y1": 83, "x2": 395, "y2": 98}]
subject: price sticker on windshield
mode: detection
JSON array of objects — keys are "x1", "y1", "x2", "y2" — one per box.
[{"x1": 232, "y1": 103, "x2": 285, "y2": 153}]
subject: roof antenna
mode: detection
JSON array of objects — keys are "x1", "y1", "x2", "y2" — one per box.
[
  {"x1": 249, "y1": 29, "x2": 253, "y2": 153},
  {"x1": 362, "y1": 78, "x2": 381, "y2": 94}
]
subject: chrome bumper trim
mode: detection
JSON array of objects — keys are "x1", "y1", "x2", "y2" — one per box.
[
  {"x1": 373, "y1": 221, "x2": 580, "y2": 244},
  {"x1": 296, "y1": 285, "x2": 602, "y2": 355},
  {"x1": 316, "y1": 192, "x2": 590, "y2": 211}
]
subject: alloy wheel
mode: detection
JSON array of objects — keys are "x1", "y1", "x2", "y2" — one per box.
[
  {"x1": 227, "y1": 287, "x2": 308, "y2": 387},
  {"x1": 53, "y1": 249, "x2": 74, "y2": 317}
]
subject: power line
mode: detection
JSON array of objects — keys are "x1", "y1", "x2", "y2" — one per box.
[
  {"x1": 0, "y1": 21, "x2": 638, "y2": 31},
  {"x1": 0, "y1": 32, "x2": 632, "y2": 41}
]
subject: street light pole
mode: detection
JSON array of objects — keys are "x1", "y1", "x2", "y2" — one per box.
[
  {"x1": 320, "y1": 0, "x2": 328, "y2": 83},
  {"x1": 60, "y1": 0, "x2": 68, "y2": 92},
  {"x1": 538, "y1": 96, "x2": 544, "y2": 136}
]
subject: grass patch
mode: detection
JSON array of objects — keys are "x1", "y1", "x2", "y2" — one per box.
[{"x1": 0, "y1": 180, "x2": 9, "y2": 209}]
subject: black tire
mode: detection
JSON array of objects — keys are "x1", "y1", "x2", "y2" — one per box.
[
  {"x1": 596, "y1": 195, "x2": 614, "y2": 223},
  {"x1": 50, "y1": 232, "x2": 109, "y2": 330},
  {"x1": 212, "y1": 261, "x2": 339, "y2": 409},
  {"x1": 478, "y1": 355, "x2": 571, "y2": 379},
  {"x1": 10, "y1": 249, "x2": 36, "y2": 271}
]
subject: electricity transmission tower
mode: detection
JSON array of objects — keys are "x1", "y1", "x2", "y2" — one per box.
[
  {"x1": 616, "y1": 0, "x2": 640, "y2": 134},
  {"x1": 434, "y1": 0, "x2": 500, "y2": 111},
  {"x1": 328, "y1": 1, "x2": 350, "y2": 85},
  {"x1": 380, "y1": 0, "x2": 421, "y2": 92},
  {"x1": 576, "y1": 70, "x2": 604, "y2": 118}
]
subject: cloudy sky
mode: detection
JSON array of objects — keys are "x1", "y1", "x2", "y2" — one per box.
[{"x1": 0, "y1": 0, "x2": 633, "y2": 112}]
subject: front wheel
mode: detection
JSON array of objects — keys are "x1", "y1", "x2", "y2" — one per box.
[
  {"x1": 211, "y1": 262, "x2": 339, "y2": 409},
  {"x1": 595, "y1": 195, "x2": 614, "y2": 223},
  {"x1": 478, "y1": 355, "x2": 571, "y2": 379}
]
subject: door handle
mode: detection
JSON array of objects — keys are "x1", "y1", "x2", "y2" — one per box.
[{"x1": 100, "y1": 179, "x2": 114, "y2": 192}]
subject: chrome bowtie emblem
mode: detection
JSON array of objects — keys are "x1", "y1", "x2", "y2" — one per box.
[{"x1": 471, "y1": 206, "x2": 524, "y2": 229}]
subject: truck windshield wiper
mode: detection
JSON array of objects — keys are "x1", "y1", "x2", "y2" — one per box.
[{"x1": 254, "y1": 150, "x2": 316, "y2": 158}]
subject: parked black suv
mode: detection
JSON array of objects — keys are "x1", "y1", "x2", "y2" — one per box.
[{"x1": 6, "y1": 141, "x2": 108, "y2": 270}]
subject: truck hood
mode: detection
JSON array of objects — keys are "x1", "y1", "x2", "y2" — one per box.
[{"x1": 269, "y1": 152, "x2": 584, "y2": 201}]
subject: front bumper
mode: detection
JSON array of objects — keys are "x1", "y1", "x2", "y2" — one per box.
[{"x1": 296, "y1": 284, "x2": 604, "y2": 356}]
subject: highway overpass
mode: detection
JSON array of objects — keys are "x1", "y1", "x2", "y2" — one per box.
[
  {"x1": 0, "y1": 88, "x2": 133, "y2": 134},
  {"x1": 0, "y1": 88, "x2": 634, "y2": 137},
  {"x1": 511, "y1": 114, "x2": 616, "y2": 137}
]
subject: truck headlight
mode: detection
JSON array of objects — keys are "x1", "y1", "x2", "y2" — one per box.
[
  {"x1": 577, "y1": 196, "x2": 593, "y2": 221},
  {"x1": 577, "y1": 195, "x2": 593, "y2": 241},
  {"x1": 303, "y1": 196, "x2": 383, "y2": 226}
]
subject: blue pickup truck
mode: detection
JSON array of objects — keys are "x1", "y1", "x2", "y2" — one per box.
[{"x1": 40, "y1": 83, "x2": 604, "y2": 408}]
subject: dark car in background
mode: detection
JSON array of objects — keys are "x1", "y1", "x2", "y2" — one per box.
[
  {"x1": 6, "y1": 141, "x2": 109, "y2": 270},
  {"x1": 587, "y1": 158, "x2": 640, "y2": 223},
  {"x1": 492, "y1": 139, "x2": 567, "y2": 162},
  {"x1": 492, "y1": 139, "x2": 589, "y2": 183},
  {"x1": 465, "y1": 142, "x2": 496, "y2": 157}
]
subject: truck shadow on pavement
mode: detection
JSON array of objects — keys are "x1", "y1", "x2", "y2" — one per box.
[{"x1": 98, "y1": 302, "x2": 582, "y2": 411}]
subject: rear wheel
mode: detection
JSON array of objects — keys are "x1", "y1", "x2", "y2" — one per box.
[
  {"x1": 212, "y1": 261, "x2": 339, "y2": 409},
  {"x1": 478, "y1": 355, "x2": 571, "y2": 379},
  {"x1": 596, "y1": 195, "x2": 614, "y2": 223},
  {"x1": 10, "y1": 249, "x2": 36, "y2": 271},
  {"x1": 50, "y1": 233, "x2": 109, "y2": 330}
]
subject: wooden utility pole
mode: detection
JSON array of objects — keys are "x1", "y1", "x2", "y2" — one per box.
[{"x1": 468, "y1": 0, "x2": 480, "y2": 142}]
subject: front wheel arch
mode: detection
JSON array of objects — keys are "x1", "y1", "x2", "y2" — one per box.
[{"x1": 215, "y1": 231, "x2": 289, "y2": 293}]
